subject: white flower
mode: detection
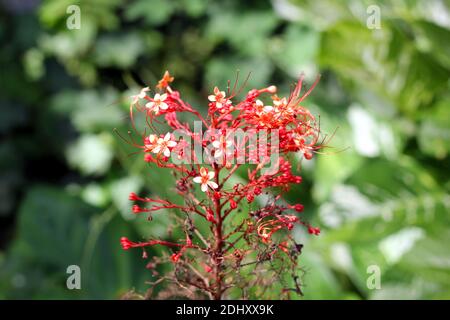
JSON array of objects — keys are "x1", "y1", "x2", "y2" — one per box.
[
  {"x1": 292, "y1": 133, "x2": 303, "y2": 147},
  {"x1": 146, "y1": 93, "x2": 168, "y2": 114},
  {"x1": 144, "y1": 134, "x2": 158, "y2": 152},
  {"x1": 152, "y1": 133, "x2": 177, "y2": 157},
  {"x1": 273, "y1": 97, "x2": 287, "y2": 108},
  {"x1": 273, "y1": 97, "x2": 292, "y2": 115},
  {"x1": 254, "y1": 99, "x2": 274, "y2": 115},
  {"x1": 131, "y1": 87, "x2": 150, "y2": 105},
  {"x1": 193, "y1": 167, "x2": 218, "y2": 192},
  {"x1": 212, "y1": 135, "x2": 233, "y2": 159},
  {"x1": 255, "y1": 99, "x2": 264, "y2": 108},
  {"x1": 263, "y1": 105, "x2": 274, "y2": 113},
  {"x1": 208, "y1": 86, "x2": 227, "y2": 109}
]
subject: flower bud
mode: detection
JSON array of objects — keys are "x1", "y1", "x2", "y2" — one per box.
[
  {"x1": 120, "y1": 237, "x2": 134, "y2": 250},
  {"x1": 171, "y1": 253, "x2": 181, "y2": 263},
  {"x1": 129, "y1": 192, "x2": 139, "y2": 201},
  {"x1": 206, "y1": 209, "x2": 217, "y2": 223},
  {"x1": 267, "y1": 85, "x2": 277, "y2": 94},
  {"x1": 230, "y1": 198, "x2": 237, "y2": 209},
  {"x1": 144, "y1": 154, "x2": 152, "y2": 162},
  {"x1": 308, "y1": 226, "x2": 320, "y2": 235}
]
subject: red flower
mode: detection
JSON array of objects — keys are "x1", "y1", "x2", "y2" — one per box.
[
  {"x1": 120, "y1": 237, "x2": 135, "y2": 250},
  {"x1": 308, "y1": 226, "x2": 321, "y2": 236},
  {"x1": 171, "y1": 252, "x2": 181, "y2": 263},
  {"x1": 129, "y1": 192, "x2": 139, "y2": 201},
  {"x1": 230, "y1": 198, "x2": 237, "y2": 209},
  {"x1": 203, "y1": 264, "x2": 213, "y2": 273},
  {"x1": 157, "y1": 70, "x2": 174, "y2": 89},
  {"x1": 206, "y1": 209, "x2": 217, "y2": 224},
  {"x1": 292, "y1": 204, "x2": 304, "y2": 212},
  {"x1": 118, "y1": 70, "x2": 325, "y2": 299}
]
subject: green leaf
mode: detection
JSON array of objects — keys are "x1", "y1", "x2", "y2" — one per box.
[
  {"x1": 270, "y1": 25, "x2": 320, "y2": 77},
  {"x1": 300, "y1": 251, "x2": 344, "y2": 299},
  {"x1": 319, "y1": 20, "x2": 449, "y2": 116},
  {"x1": 398, "y1": 230, "x2": 450, "y2": 288},
  {"x1": 205, "y1": 57, "x2": 274, "y2": 90},
  {"x1": 39, "y1": 0, "x2": 121, "y2": 30},
  {"x1": 418, "y1": 97, "x2": 450, "y2": 159},
  {"x1": 0, "y1": 186, "x2": 153, "y2": 298},
  {"x1": 125, "y1": 0, "x2": 175, "y2": 26},
  {"x1": 109, "y1": 175, "x2": 143, "y2": 220},
  {"x1": 51, "y1": 88, "x2": 123, "y2": 133},
  {"x1": 17, "y1": 186, "x2": 93, "y2": 267},
  {"x1": 413, "y1": 20, "x2": 450, "y2": 69},
  {"x1": 206, "y1": 11, "x2": 279, "y2": 56},
  {"x1": 66, "y1": 133, "x2": 114, "y2": 176},
  {"x1": 94, "y1": 33, "x2": 145, "y2": 68},
  {"x1": 180, "y1": 0, "x2": 208, "y2": 17}
]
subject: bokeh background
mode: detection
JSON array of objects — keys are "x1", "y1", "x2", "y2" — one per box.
[{"x1": 1, "y1": 0, "x2": 449, "y2": 299}]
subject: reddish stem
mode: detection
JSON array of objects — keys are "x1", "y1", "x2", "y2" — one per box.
[{"x1": 213, "y1": 165, "x2": 224, "y2": 300}]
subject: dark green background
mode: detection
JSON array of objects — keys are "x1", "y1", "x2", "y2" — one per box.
[{"x1": 0, "y1": 0, "x2": 449, "y2": 299}]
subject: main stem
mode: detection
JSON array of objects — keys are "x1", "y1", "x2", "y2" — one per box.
[{"x1": 213, "y1": 165, "x2": 223, "y2": 300}]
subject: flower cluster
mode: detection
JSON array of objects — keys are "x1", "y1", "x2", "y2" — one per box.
[{"x1": 118, "y1": 71, "x2": 325, "y2": 299}]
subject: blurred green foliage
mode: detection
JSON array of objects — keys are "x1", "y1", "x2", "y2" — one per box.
[{"x1": 0, "y1": 0, "x2": 449, "y2": 299}]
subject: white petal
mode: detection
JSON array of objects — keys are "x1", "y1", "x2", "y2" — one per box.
[
  {"x1": 263, "y1": 106, "x2": 273, "y2": 113},
  {"x1": 145, "y1": 102, "x2": 155, "y2": 109},
  {"x1": 154, "y1": 93, "x2": 161, "y2": 100},
  {"x1": 208, "y1": 171, "x2": 215, "y2": 179},
  {"x1": 214, "y1": 149, "x2": 223, "y2": 158},
  {"x1": 160, "y1": 102, "x2": 169, "y2": 110},
  {"x1": 212, "y1": 141, "x2": 220, "y2": 148},
  {"x1": 160, "y1": 93, "x2": 167, "y2": 101},
  {"x1": 163, "y1": 148, "x2": 171, "y2": 157},
  {"x1": 164, "y1": 132, "x2": 171, "y2": 141},
  {"x1": 208, "y1": 95, "x2": 216, "y2": 102},
  {"x1": 201, "y1": 183, "x2": 208, "y2": 192},
  {"x1": 216, "y1": 102, "x2": 222, "y2": 109},
  {"x1": 193, "y1": 177, "x2": 202, "y2": 183},
  {"x1": 208, "y1": 181, "x2": 218, "y2": 189},
  {"x1": 139, "y1": 87, "x2": 149, "y2": 98},
  {"x1": 153, "y1": 146, "x2": 161, "y2": 153},
  {"x1": 167, "y1": 141, "x2": 177, "y2": 147}
]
